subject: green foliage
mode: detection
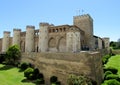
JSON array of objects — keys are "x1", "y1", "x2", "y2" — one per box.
[
  {"x1": 24, "y1": 67, "x2": 34, "y2": 80},
  {"x1": 51, "y1": 81, "x2": 61, "y2": 85},
  {"x1": 102, "y1": 79, "x2": 120, "y2": 85},
  {"x1": 6, "y1": 45, "x2": 21, "y2": 65},
  {"x1": 34, "y1": 79, "x2": 44, "y2": 84},
  {"x1": 67, "y1": 74, "x2": 95, "y2": 85},
  {"x1": 0, "y1": 54, "x2": 5, "y2": 63},
  {"x1": 50, "y1": 76, "x2": 58, "y2": 83},
  {"x1": 102, "y1": 55, "x2": 111, "y2": 64},
  {"x1": 0, "y1": 64, "x2": 35, "y2": 85},
  {"x1": 19, "y1": 62, "x2": 29, "y2": 71},
  {"x1": 102, "y1": 55, "x2": 120, "y2": 85},
  {"x1": 104, "y1": 67, "x2": 118, "y2": 74},
  {"x1": 105, "y1": 74, "x2": 119, "y2": 80},
  {"x1": 104, "y1": 71, "x2": 113, "y2": 79},
  {"x1": 110, "y1": 40, "x2": 120, "y2": 49}
]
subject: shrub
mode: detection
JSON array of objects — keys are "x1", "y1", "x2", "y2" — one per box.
[
  {"x1": 102, "y1": 55, "x2": 111, "y2": 64},
  {"x1": 0, "y1": 54, "x2": 5, "y2": 63},
  {"x1": 19, "y1": 62, "x2": 29, "y2": 71},
  {"x1": 24, "y1": 67, "x2": 34, "y2": 80},
  {"x1": 6, "y1": 45, "x2": 21, "y2": 65},
  {"x1": 35, "y1": 79, "x2": 44, "y2": 84},
  {"x1": 106, "y1": 79, "x2": 120, "y2": 85},
  {"x1": 50, "y1": 76, "x2": 58, "y2": 83},
  {"x1": 104, "y1": 71, "x2": 113, "y2": 79},
  {"x1": 104, "y1": 67, "x2": 118, "y2": 74},
  {"x1": 55, "y1": 81, "x2": 61, "y2": 85},
  {"x1": 36, "y1": 73, "x2": 44, "y2": 79},
  {"x1": 105, "y1": 74, "x2": 119, "y2": 80}
]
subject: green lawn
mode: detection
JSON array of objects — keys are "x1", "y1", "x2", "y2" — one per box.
[
  {"x1": 0, "y1": 64, "x2": 35, "y2": 85},
  {"x1": 105, "y1": 55, "x2": 120, "y2": 75}
]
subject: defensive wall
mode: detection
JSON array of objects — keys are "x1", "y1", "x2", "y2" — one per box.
[{"x1": 21, "y1": 51, "x2": 103, "y2": 85}]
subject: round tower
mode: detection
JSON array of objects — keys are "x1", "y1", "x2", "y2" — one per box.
[
  {"x1": 2, "y1": 31, "x2": 11, "y2": 52},
  {"x1": 66, "y1": 27, "x2": 81, "y2": 52},
  {"x1": 73, "y1": 14, "x2": 94, "y2": 50},
  {"x1": 38, "y1": 23, "x2": 49, "y2": 52},
  {"x1": 25, "y1": 25, "x2": 35, "y2": 52},
  {"x1": 13, "y1": 29, "x2": 21, "y2": 47}
]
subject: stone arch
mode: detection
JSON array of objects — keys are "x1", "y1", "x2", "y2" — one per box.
[
  {"x1": 48, "y1": 37, "x2": 57, "y2": 52},
  {"x1": 58, "y1": 37, "x2": 66, "y2": 52}
]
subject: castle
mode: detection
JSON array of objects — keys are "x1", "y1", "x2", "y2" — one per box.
[
  {"x1": 0, "y1": 14, "x2": 109, "y2": 52},
  {"x1": 0, "y1": 14, "x2": 109, "y2": 85}
]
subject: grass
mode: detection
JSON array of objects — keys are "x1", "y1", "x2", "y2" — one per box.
[
  {"x1": 0, "y1": 64, "x2": 35, "y2": 85},
  {"x1": 105, "y1": 55, "x2": 120, "y2": 75}
]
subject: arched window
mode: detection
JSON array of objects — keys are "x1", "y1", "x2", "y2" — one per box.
[
  {"x1": 60, "y1": 28, "x2": 62, "y2": 32},
  {"x1": 63, "y1": 27, "x2": 66, "y2": 31},
  {"x1": 53, "y1": 29, "x2": 55, "y2": 32}
]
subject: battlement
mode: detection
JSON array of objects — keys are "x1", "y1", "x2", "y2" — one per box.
[
  {"x1": 39, "y1": 22, "x2": 49, "y2": 26},
  {"x1": 26, "y1": 25, "x2": 35, "y2": 29},
  {"x1": 74, "y1": 14, "x2": 93, "y2": 21},
  {"x1": 4, "y1": 31, "x2": 10, "y2": 34},
  {"x1": 13, "y1": 29, "x2": 21, "y2": 31}
]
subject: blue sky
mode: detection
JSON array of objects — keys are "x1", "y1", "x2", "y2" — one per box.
[{"x1": 0, "y1": 0, "x2": 120, "y2": 41}]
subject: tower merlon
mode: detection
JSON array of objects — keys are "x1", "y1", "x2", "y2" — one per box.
[
  {"x1": 4, "y1": 31, "x2": 10, "y2": 34},
  {"x1": 74, "y1": 14, "x2": 93, "y2": 21},
  {"x1": 39, "y1": 22, "x2": 49, "y2": 26},
  {"x1": 13, "y1": 29, "x2": 21, "y2": 31},
  {"x1": 26, "y1": 25, "x2": 35, "y2": 29}
]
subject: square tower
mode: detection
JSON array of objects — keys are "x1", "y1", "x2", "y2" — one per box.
[{"x1": 73, "y1": 14, "x2": 94, "y2": 50}]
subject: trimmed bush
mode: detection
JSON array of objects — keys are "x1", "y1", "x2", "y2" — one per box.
[
  {"x1": 35, "y1": 79, "x2": 44, "y2": 84},
  {"x1": 19, "y1": 62, "x2": 29, "y2": 71},
  {"x1": 105, "y1": 74, "x2": 119, "y2": 80},
  {"x1": 50, "y1": 76, "x2": 58, "y2": 83},
  {"x1": 105, "y1": 79, "x2": 120, "y2": 85},
  {"x1": 102, "y1": 55, "x2": 111, "y2": 64},
  {"x1": 104, "y1": 67, "x2": 118, "y2": 74},
  {"x1": 0, "y1": 54, "x2": 5, "y2": 63},
  {"x1": 104, "y1": 71, "x2": 113, "y2": 79},
  {"x1": 24, "y1": 67, "x2": 34, "y2": 80},
  {"x1": 36, "y1": 73, "x2": 44, "y2": 79}
]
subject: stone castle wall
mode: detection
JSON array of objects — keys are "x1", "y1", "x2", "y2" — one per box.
[{"x1": 21, "y1": 52, "x2": 103, "y2": 85}]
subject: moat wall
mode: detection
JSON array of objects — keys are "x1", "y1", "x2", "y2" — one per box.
[{"x1": 21, "y1": 52, "x2": 103, "y2": 85}]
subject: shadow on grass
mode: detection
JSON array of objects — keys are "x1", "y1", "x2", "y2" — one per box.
[{"x1": 0, "y1": 65, "x2": 14, "y2": 70}]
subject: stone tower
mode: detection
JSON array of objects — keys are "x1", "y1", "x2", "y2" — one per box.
[
  {"x1": 25, "y1": 26, "x2": 35, "y2": 52},
  {"x1": 66, "y1": 27, "x2": 81, "y2": 52},
  {"x1": 2, "y1": 31, "x2": 10, "y2": 52},
  {"x1": 103, "y1": 37, "x2": 110, "y2": 49},
  {"x1": 73, "y1": 14, "x2": 94, "y2": 50},
  {"x1": 13, "y1": 29, "x2": 21, "y2": 47},
  {"x1": 39, "y1": 23, "x2": 49, "y2": 52}
]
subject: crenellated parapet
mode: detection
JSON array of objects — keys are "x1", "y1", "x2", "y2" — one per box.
[
  {"x1": 26, "y1": 25, "x2": 35, "y2": 29},
  {"x1": 74, "y1": 14, "x2": 93, "y2": 21},
  {"x1": 4, "y1": 31, "x2": 10, "y2": 34},
  {"x1": 39, "y1": 22, "x2": 49, "y2": 26},
  {"x1": 13, "y1": 29, "x2": 21, "y2": 31}
]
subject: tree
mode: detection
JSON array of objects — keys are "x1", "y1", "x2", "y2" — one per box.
[
  {"x1": 6, "y1": 45, "x2": 21, "y2": 65},
  {"x1": 117, "y1": 38, "x2": 120, "y2": 49}
]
